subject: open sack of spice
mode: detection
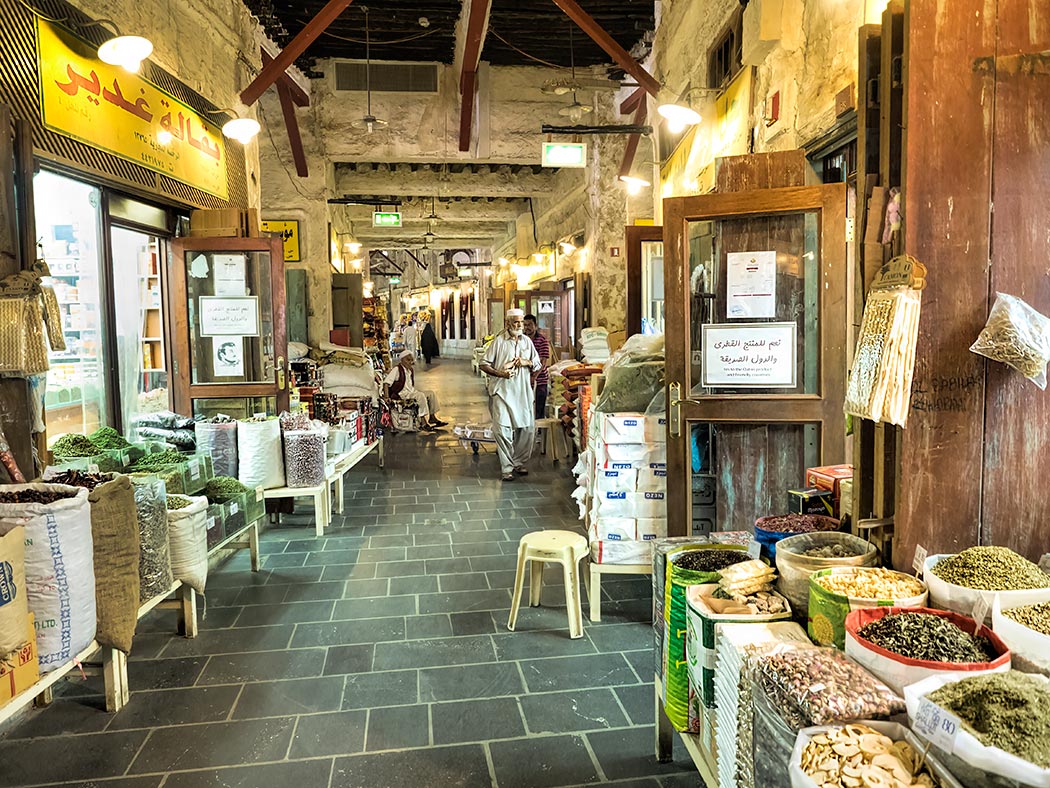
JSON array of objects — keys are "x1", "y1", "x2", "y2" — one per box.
[
  {"x1": 992, "y1": 597, "x2": 1050, "y2": 676},
  {"x1": 845, "y1": 607, "x2": 1010, "y2": 696},
  {"x1": 970, "y1": 292, "x2": 1050, "y2": 389},
  {"x1": 905, "y1": 671, "x2": 1050, "y2": 788},
  {"x1": 789, "y1": 721, "x2": 963, "y2": 788},
  {"x1": 923, "y1": 547, "x2": 1050, "y2": 621}
]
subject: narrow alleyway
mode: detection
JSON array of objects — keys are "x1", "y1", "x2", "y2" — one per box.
[{"x1": 0, "y1": 361, "x2": 697, "y2": 788}]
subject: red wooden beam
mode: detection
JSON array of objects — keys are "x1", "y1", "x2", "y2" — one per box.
[
  {"x1": 620, "y1": 86, "x2": 646, "y2": 116},
  {"x1": 458, "y1": 0, "x2": 492, "y2": 152},
  {"x1": 241, "y1": 0, "x2": 353, "y2": 106},
  {"x1": 549, "y1": 0, "x2": 661, "y2": 97},
  {"x1": 262, "y1": 50, "x2": 310, "y2": 106},
  {"x1": 275, "y1": 68, "x2": 309, "y2": 177},
  {"x1": 618, "y1": 103, "x2": 647, "y2": 179}
]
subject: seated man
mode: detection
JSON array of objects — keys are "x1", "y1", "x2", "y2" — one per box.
[{"x1": 384, "y1": 350, "x2": 447, "y2": 432}]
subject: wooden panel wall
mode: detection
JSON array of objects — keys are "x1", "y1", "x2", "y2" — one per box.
[{"x1": 898, "y1": 0, "x2": 1049, "y2": 564}]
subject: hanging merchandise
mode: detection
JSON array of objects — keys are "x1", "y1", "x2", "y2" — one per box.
[
  {"x1": 970, "y1": 292, "x2": 1050, "y2": 389},
  {"x1": 0, "y1": 484, "x2": 95, "y2": 672},
  {"x1": 194, "y1": 417, "x2": 238, "y2": 478},
  {"x1": 129, "y1": 475, "x2": 173, "y2": 603},
  {"x1": 844, "y1": 255, "x2": 926, "y2": 426},
  {"x1": 237, "y1": 417, "x2": 285, "y2": 490},
  {"x1": 166, "y1": 494, "x2": 209, "y2": 594},
  {"x1": 0, "y1": 526, "x2": 28, "y2": 655},
  {"x1": 0, "y1": 270, "x2": 50, "y2": 377}
]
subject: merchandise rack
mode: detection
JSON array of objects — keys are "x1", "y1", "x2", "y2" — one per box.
[
  {"x1": 655, "y1": 678, "x2": 717, "y2": 786},
  {"x1": 588, "y1": 561, "x2": 652, "y2": 622}
]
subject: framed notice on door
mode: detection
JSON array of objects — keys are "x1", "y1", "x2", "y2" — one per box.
[{"x1": 701, "y1": 322, "x2": 797, "y2": 388}]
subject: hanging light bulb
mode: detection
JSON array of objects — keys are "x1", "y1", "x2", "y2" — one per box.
[
  {"x1": 656, "y1": 88, "x2": 705, "y2": 134},
  {"x1": 97, "y1": 25, "x2": 153, "y2": 73},
  {"x1": 556, "y1": 26, "x2": 592, "y2": 124},
  {"x1": 559, "y1": 240, "x2": 577, "y2": 254},
  {"x1": 221, "y1": 116, "x2": 261, "y2": 144},
  {"x1": 347, "y1": 240, "x2": 362, "y2": 254},
  {"x1": 619, "y1": 175, "x2": 651, "y2": 196}
]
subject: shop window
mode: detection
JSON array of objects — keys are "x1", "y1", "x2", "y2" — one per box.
[
  {"x1": 35, "y1": 171, "x2": 109, "y2": 441},
  {"x1": 708, "y1": 12, "x2": 744, "y2": 90}
]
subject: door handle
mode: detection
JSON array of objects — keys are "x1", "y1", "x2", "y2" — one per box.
[
  {"x1": 667, "y1": 381, "x2": 704, "y2": 438},
  {"x1": 276, "y1": 355, "x2": 286, "y2": 390}
]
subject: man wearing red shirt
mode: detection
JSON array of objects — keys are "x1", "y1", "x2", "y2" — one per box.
[{"x1": 524, "y1": 314, "x2": 550, "y2": 419}]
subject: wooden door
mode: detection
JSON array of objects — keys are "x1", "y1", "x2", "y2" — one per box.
[
  {"x1": 626, "y1": 225, "x2": 663, "y2": 336},
  {"x1": 527, "y1": 291, "x2": 570, "y2": 354},
  {"x1": 664, "y1": 185, "x2": 848, "y2": 537},
  {"x1": 170, "y1": 237, "x2": 289, "y2": 418}
]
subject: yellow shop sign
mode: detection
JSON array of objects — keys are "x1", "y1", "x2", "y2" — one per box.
[{"x1": 36, "y1": 19, "x2": 228, "y2": 199}]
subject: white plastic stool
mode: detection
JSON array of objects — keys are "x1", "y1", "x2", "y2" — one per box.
[
  {"x1": 534, "y1": 418, "x2": 559, "y2": 465},
  {"x1": 507, "y1": 530, "x2": 589, "y2": 638}
]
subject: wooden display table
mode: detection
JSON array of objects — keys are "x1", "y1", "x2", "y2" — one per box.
[
  {"x1": 655, "y1": 677, "x2": 717, "y2": 786},
  {"x1": 588, "y1": 561, "x2": 652, "y2": 622}
]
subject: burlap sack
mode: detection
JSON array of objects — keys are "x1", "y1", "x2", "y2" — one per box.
[
  {"x1": 89, "y1": 476, "x2": 141, "y2": 653},
  {"x1": 0, "y1": 526, "x2": 27, "y2": 654}
]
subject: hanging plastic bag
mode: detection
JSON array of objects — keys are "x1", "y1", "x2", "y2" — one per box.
[{"x1": 970, "y1": 292, "x2": 1050, "y2": 389}]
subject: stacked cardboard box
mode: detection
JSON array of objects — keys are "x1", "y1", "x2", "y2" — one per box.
[
  {"x1": 0, "y1": 617, "x2": 39, "y2": 708},
  {"x1": 586, "y1": 412, "x2": 668, "y2": 564}
]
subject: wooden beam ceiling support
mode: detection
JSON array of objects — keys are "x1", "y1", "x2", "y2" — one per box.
[
  {"x1": 263, "y1": 50, "x2": 309, "y2": 177},
  {"x1": 549, "y1": 0, "x2": 661, "y2": 97},
  {"x1": 241, "y1": 0, "x2": 353, "y2": 106},
  {"x1": 618, "y1": 103, "x2": 647, "y2": 179},
  {"x1": 459, "y1": 0, "x2": 492, "y2": 152},
  {"x1": 620, "y1": 86, "x2": 646, "y2": 116}
]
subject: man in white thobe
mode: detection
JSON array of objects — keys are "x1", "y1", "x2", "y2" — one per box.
[{"x1": 480, "y1": 309, "x2": 541, "y2": 481}]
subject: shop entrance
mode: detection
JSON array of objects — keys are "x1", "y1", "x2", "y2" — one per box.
[
  {"x1": 626, "y1": 225, "x2": 665, "y2": 336},
  {"x1": 663, "y1": 184, "x2": 849, "y2": 536},
  {"x1": 170, "y1": 237, "x2": 289, "y2": 418}
]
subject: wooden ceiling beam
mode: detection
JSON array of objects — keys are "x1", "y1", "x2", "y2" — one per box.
[
  {"x1": 618, "y1": 103, "x2": 647, "y2": 180},
  {"x1": 241, "y1": 0, "x2": 354, "y2": 106},
  {"x1": 620, "y1": 86, "x2": 646, "y2": 116},
  {"x1": 266, "y1": 50, "x2": 309, "y2": 178},
  {"x1": 548, "y1": 0, "x2": 661, "y2": 97},
  {"x1": 458, "y1": 0, "x2": 493, "y2": 152}
]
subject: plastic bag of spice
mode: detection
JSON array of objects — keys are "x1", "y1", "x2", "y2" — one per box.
[
  {"x1": 0, "y1": 484, "x2": 96, "y2": 672},
  {"x1": 194, "y1": 421, "x2": 238, "y2": 478},
  {"x1": 130, "y1": 475, "x2": 173, "y2": 603},
  {"x1": 283, "y1": 430, "x2": 327, "y2": 488},
  {"x1": 776, "y1": 532, "x2": 879, "y2": 617},
  {"x1": 808, "y1": 567, "x2": 928, "y2": 649},
  {"x1": 970, "y1": 292, "x2": 1050, "y2": 389},
  {"x1": 845, "y1": 607, "x2": 1011, "y2": 696},
  {"x1": 905, "y1": 672, "x2": 1050, "y2": 788}
]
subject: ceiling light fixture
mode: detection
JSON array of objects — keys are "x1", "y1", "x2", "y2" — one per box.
[
  {"x1": 559, "y1": 240, "x2": 577, "y2": 254},
  {"x1": 351, "y1": 7, "x2": 388, "y2": 134},
  {"x1": 95, "y1": 21, "x2": 153, "y2": 73},
  {"x1": 221, "y1": 116, "x2": 262, "y2": 144},
  {"x1": 619, "y1": 174, "x2": 651, "y2": 196},
  {"x1": 558, "y1": 25, "x2": 592, "y2": 124},
  {"x1": 657, "y1": 86, "x2": 720, "y2": 134}
]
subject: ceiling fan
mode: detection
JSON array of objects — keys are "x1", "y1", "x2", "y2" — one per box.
[{"x1": 350, "y1": 7, "x2": 387, "y2": 134}]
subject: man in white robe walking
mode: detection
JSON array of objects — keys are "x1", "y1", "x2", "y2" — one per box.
[{"x1": 480, "y1": 309, "x2": 541, "y2": 481}]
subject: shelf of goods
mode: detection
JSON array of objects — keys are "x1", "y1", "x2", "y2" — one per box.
[
  {"x1": 574, "y1": 404, "x2": 667, "y2": 621},
  {"x1": 649, "y1": 536, "x2": 1050, "y2": 788}
]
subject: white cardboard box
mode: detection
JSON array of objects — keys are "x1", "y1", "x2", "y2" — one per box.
[
  {"x1": 590, "y1": 539, "x2": 653, "y2": 565},
  {"x1": 591, "y1": 517, "x2": 637, "y2": 541},
  {"x1": 646, "y1": 416, "x2": 668, "y2": 442},
  {"x1": 596, "y1": 490, "x2": 667, "y2": 518},
  {"x1": 637, "y1": 467, "x2": 668, "y2": 492},
  {"x1": 637, "y1": 517, "x2": 668, "y2": 541},
  {"x1": 593, "y1": 468, "x2": 638, "y2": 493},
  {"x1": 599, "y1": 413, "x2": 651, "y2": 444}
]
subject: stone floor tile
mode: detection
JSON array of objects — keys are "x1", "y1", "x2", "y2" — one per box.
[
  {"x1": 615, "y1": 684, "x2": 656, "y2": 725},
  {"x1": 291, "y1": 617, "x2": 405, "y2": 648},
  {"x1": 365, "y1": 703, "x2": 430, "y2": 751},
  {"x1": 430, "y1": 697, "x2": 525, "y2": 744},
  {"x1": 586, "y1": 727, "x2": 697, "y2": 781},
  {"x1": 404, "y1": 613, "x2": 454, "y2": 640},
  {"x1": 519, "y1": 653, "x2": 639, "y2": 693},
  {"x1": 0, "y1": 731, "x2": 149, "y2": 787},
  {"x1": 288, "y1": 710, "x2": 367, "y2": 758},
  {"x1": 232, "y1": 676, "x2": 345, "y2": 718},
  {"x1": 107, "y1": 685, "x2": 243, "y2": 730},
  {"x1": 197, "y1": 649, "x2": 326, "y2": 685},
  {"x1": 1, "y1": 696, "x2": 111, "y2": 738},
  {"x1": 489, "y1": 734, "x2": 600, "y2": 788},
  {"x1": 330, "y1": 744, "x2": 490, "y2": 788},
  {"x1": 128, "y1": 718, "x2": 296, "y2": 773},
  {"x1": 160, "y1": 625, "x2": 294, "y2": 657},
  {"x1": 342, "y1": 669, "x2": 418, "y2": 709},
  {"x1": 423, "y1": 557, "x2": 473, "y2": 574},
  {"x1": 323, "y1": 644, "x2": 376, "y2": 675},
  {"x1": 492, "y1": 630, "x2": 597, "y2": 661},
  {"x1": 280, "y1": 580, "x2": 348, "y2": 602},
  {"x1": 586, "y1": 623, "x2": 655, "y2": 653},
  {"x1": 32, "y1": 778, "x2": 163, "y2": 788},
  {"x1": 518, "y1": 688, "x2": 629, "y2": 734},
  {"x1": 418, "y1": 662, "x2": 525, "y2": 701},
  {"x1": 373, "y1": 635, "x2": 496, "y2": 670},
  {"x1": 374, "y1": 559, "x2": 426, "y2": 578},
  {"x1": 128, "y1": 656, "x2": 209, "y2": 690},
  {"x1": 438, "y1": 573, "x2": 490, "y2": 592},
  {"x1": 162, "y1": 760, "x2": 334, "y2": 788},
  {"x1": 233, "y1": 600, "x2": 334, "y2": 628},
  {"x1": 390, "y1": 574, "x2": 438, "y2": 595},
  {"x1": 407, "y1": 544, "x2": 455, "y2": 560},
  {"x1": 417, "y1": 589, "x2": 511, "y2": 614},
  {"x1": 342, "y1": 577, "x2": 390, "y2": 598},
  {"x1": 450, "y1": 611, "x2": 498, "y2": 636},
  {"x1": 332, "y1": 595, "x2": 417, "y2": 621}
]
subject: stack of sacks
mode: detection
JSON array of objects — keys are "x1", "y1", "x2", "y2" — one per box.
[
  {"x1": 321, "y1": 362, "x2": 379, "y2": 405},
  {"x1": 288, "y1": 341, "x2": 310, "y2": 361},
  {"x1": 587, "y1": 411, "x2": 668, "y2": 564},
  {"x1": 309, "y1": 341, "x2": 371, "y2": 367},
  {"x1": 551, "y1": 361, "x2": 602, "y2": 446},
  {"x1": 580, "y1": 327, "x2": 611, "y2": 364}
]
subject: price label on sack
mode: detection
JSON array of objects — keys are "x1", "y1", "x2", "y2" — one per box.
[
  {"x1": 256, "y1": 487, "x2": 264, "y2": 502},
  {"x1": 913, "y1": 696, "x2": 960, "y2": 753},
  {"x1": 229, "y1": 502, "x2": 239, "y2": 515},
  {"x1": 913, "y1": 544, "x2": 928, "y2": 576},
  {"x1": 87, "y1": 463, "x2": 100, "y2": 474},
  {"x1": 747, "y1": 541, "x2": 762, "y2": 559},
  {"x1": 187, "y1": 458, "x2": 200, "y2": 480},
  {"x1": 971, "y1": 594, "x2": 991, "y2": 627}
]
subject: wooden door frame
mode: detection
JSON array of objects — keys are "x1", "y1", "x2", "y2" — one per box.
[
  {"x1": 170, "y1": 236, "x2": 288, "y2": 415},
  {"x1": 664, "y1": 184, "x2": 848, "y2": 536},
  {"x1": 626, "y1": 224, "x2": 663, "y2": 336}
]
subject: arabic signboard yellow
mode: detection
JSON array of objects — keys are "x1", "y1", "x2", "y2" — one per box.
[
  {"x1": 260, "y1": 220, "x2": 301, "y2": 262},
  {"x1": 36, "y1": 19, "x2": 228, "y2": 199}
]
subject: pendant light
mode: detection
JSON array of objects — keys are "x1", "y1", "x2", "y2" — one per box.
[
  {"x1": 94, "y1": 19, "x2": 153, "y2": 73},
  {"x1": 558, "y1": 26, "x2": 592, "y2": 123},
  {"x1": 351, "y1": 7, "x2": 388, "y2": 134}
]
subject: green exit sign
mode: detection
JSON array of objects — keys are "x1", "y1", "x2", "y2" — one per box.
[
  {"x1": 541, "y1": 142, "x2": 587, "y2": 168},
  {"x1": 372, "y1": 211, "x2": 402, "y2": 227}
]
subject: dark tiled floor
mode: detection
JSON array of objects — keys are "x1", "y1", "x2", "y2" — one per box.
[{"x1": 0, "y1": 360, "x2": 699, "y2": 787}]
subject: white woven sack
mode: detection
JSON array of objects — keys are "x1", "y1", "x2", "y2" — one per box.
[
  {"x1": 0, "y1": 484, "x2": 95, "y2": 672},
  {"x1": 237, "y1": 420, "x2": 285, "y2": 489},
  {"x1": 167, "y1": 495, "x2": 209, "y2": 594}
]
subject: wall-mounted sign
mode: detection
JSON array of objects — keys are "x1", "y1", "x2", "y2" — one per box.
[
  {"x1": 372, "y1": 211, "x2": 402, "y2": 228},
  {"x1": 701, "y1": 322, "x2": 797, "y2": 388},
  {"x1": 538, "y1": 300, "x2": 556, "y2": 314},
  {"x1": 199, "y1": 296, "x2": 260, "y2": 337},
  {"x1": 36, "y1": 19, "x2": 228, "y2": 199},
  {"x1": 260, "y1": 220, "x2": 301, "y2": 262},
  {"x1": 726, "y1": 250, "x2": 777, "y2": 319},
  {"x1": 212, "y1": 338, "x2": 244, "y2": 377},
  {"x1": 542, "y1": 142, "x2": 587, "y2": 168}
]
